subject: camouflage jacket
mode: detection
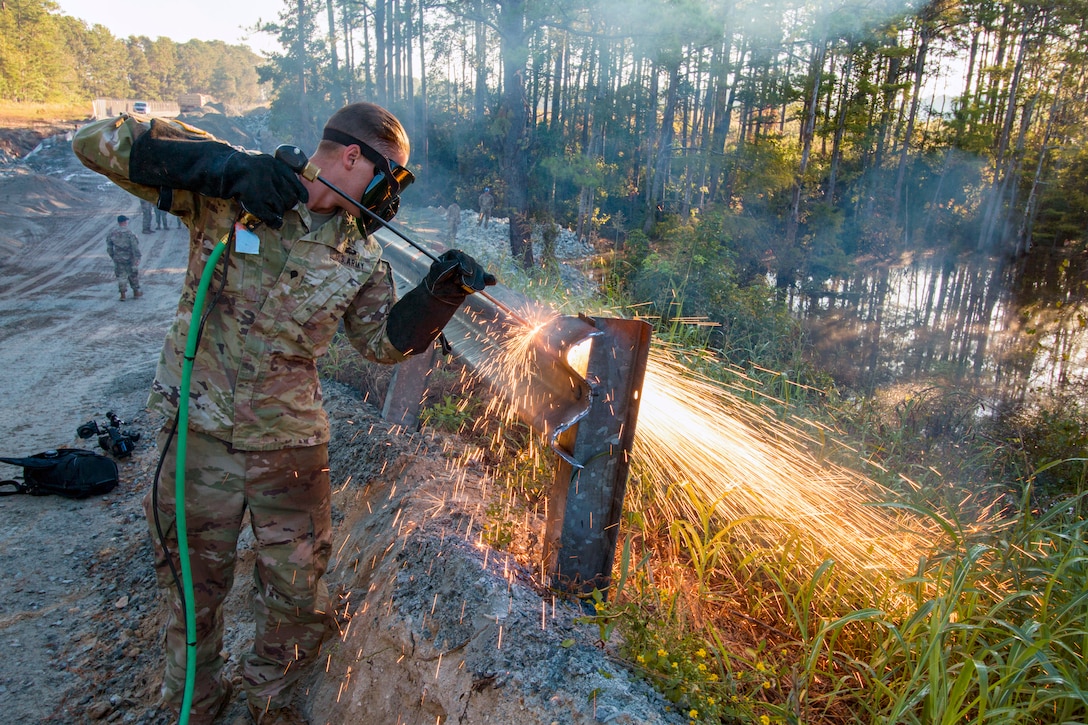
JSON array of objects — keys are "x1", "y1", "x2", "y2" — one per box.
[
  {"x1": 74, "y1": 116, "x2": 408, "y2": 451},
  {"x1": 106, "y1": 228, "x2": 140, "y2": 265}
]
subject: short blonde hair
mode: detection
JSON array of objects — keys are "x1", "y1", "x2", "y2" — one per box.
[{"x1": 320, "y1": 102, "x2": 409, "y2": 160}]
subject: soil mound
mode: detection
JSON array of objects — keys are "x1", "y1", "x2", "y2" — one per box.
[{"x1": 0, "y1": 168, "x2": 96, "y2": 216}]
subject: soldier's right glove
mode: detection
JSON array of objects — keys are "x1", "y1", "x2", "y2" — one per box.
[
  {"x1": 386, "y1": 250, "x2": 495, "y2": 355},
  {"x1": 129, "y1": 119, "x2": 308, "y2": 228},
  {"x1": 424, "y1": 249, "x2": 497, "y2": 304}
]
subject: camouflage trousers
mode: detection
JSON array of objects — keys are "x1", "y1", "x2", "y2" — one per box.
[
  {"x1": 113, "y1": 262, "x2": 140, "y2": 295},
  {"x1": 143, "y1": 426, "x2": 332, "y2": 718}
]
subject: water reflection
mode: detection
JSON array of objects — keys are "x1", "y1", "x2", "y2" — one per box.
[{"x1": 791, "y1": 250, "x2": 1088, "y2": 406}]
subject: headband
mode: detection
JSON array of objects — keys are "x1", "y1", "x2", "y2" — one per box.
[{"x1": 322, "y1": 128, "x2": 391, "y2": 172}]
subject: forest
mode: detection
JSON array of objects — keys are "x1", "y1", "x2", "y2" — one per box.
[
  {"x1": 3, "y1": 0, "x2": 1088, "y2": 721},
  {"x1": 6, "y1": 0, "x2": 1086, "y2": 275},
  {"x1": 0, "y1": 0, "x2": 265, "y2": 104}
]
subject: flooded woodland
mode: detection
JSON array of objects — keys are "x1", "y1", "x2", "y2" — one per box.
[{"x1": 797, "y1": 247, "x2": 1088, "y2": 411}]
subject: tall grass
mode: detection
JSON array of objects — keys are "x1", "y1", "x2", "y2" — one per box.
[{"x1": 600, "y1": 322, "x2": 1088, "y2": 724}]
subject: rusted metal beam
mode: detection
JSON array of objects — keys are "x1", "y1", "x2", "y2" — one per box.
[
  {"x1": 544, "y1": 317, "x2": 652, "y2": 597},
  {"x1": 381, "y1": 346, "x2": 436, "y2": 430}
]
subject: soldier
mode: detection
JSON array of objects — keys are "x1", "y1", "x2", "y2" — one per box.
[
  {"x1": 445, "y1": 201, "x2": 461, "y2": 244},
  {"x1": 154, "y1": 204, "x2": 170, "y2": 230},
  {"x1": 74, "y1": 102, "x2": 494, "y2": 725},
  {"x1": 477, "y1": 186, "x2": 494, "y2": 228},
  {"x1": 140, "y1": 198, "x2": 155, "y2": 233},
  {"x1": 106, "y1": 215, "x2": 141, "y2": 301}
]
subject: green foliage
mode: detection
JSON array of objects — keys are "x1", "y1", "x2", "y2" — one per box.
[
  {"x1": 0, "y1": 0, "x2": 76, "y2": 102},
  {"x1": 1035, "y1": 138, "x2": 1088, "y2": 248},
  {"x1": 994, "y1": 396, "x2": 1088, "y2": 507},
  {"x1": 420, "y1": 394, "x2": 476, "y2": 434},
  {"x1": 622, "y1": 206, "x2": 808, "y2": 370},
  {"x1": 597, "y1": 413, "x2": 1088, "y2": 723}
]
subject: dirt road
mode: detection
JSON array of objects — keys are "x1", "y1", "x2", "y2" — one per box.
[{"x1": 0, "y1": 138, "x2": 192, "y2": 722}]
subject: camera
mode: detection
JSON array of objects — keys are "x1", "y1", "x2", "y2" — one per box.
[{"x1": 76, "y1": 412, "x2": 141, "y2": 459}]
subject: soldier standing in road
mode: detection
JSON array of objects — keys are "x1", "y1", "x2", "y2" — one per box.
[
  {"x1": 140, "y1": 198, "x2": 155, "y2": 233},
  {"x1": 446, "y1": 201, "x2": 461, "y2": 244},
  {"x1": 477, "y1": 186, "x2": 494, "y2": 228},
  {"x1": 106, "y1": 215, "x2": 141, "y2": 301},
  {"x1": 155, "y1": 204, "x2": 170, "y2": 230}
]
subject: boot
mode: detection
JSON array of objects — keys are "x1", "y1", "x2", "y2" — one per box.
[
  {"x1": 133, "y1": 289, "x2": 143, "y2": 299},
  {"x1": 119, "y1": 290, "x2": 126, "y2": 301}
]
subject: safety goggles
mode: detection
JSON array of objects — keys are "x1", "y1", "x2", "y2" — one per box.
[{"x1": 322, "y1": 127, "x2": 415, "y2": 236}]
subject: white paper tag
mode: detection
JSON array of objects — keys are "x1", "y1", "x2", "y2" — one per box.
[{"x1": 234, "y1": 224, "x2": 260, "y2": 254}]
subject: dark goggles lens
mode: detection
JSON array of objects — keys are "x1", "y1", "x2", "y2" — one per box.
[{"x1": 356, "y1": 164, "x2": 415, "y2": 236}]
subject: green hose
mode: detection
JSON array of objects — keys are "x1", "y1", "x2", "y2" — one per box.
[{"x1": 176, "y1": 234, "x2": 230, "y2": 725}]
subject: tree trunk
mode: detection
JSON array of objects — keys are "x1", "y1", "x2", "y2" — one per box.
[
  {"x1": 416, "y1": 0, "x2": 427, "y2": 175},
  {"x1": 374, "y1": 0, "x2": 388, "y2": 103},
  {"x1": 977, "y1": 13, "x2": 1031, "y2": 252},
  {"x1": 785, "y1": 38, "x2": 827, "y2": 250},
  {"x1": 643, "y1": 61, "x2": 680, "y2": 235},
  {"x1": 1016, "y1": 69, "x2": 1065, "y2": 256},
  {"x1": 827, "y1": 53, "x2": 852, "y2": 203},
  {"x1": 475, "y1": 0, "x2": 488, "y2": 120},
  {"x1": 498, "y1": 0, "x2": 533, "y2": 268},
  {"x1": 893, "y1": 28, "x2": 930, "y2": 223},
  {"x1": 326, "y1": 0, "x2": 343, "y2": 105}
]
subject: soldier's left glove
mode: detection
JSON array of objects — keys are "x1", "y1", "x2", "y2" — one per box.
[{"x1": 387, "y1": 250, "x2": 495, "y2": 355}]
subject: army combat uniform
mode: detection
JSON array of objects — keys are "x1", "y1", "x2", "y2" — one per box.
[
  {"x1": 445, "y1": 202, "x2": 460, "y2": 244},
  {"x1": 74, "y1": 116, "x2": 409, "y2": 719},
  {"x1": 477, "y1": 188, "x2": 494, "y2": 228},
  {"x1": 106, "y1": 224, "x2": 141, "y2": 299}
]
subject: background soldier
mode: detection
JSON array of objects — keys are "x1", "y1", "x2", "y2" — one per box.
[
  {"x1": 445, "y1": 201, "x2": 461, "y2": 244},
  {"x1": 106, "y1": 215, "x2": 141, "y2": 301},
  {"x1": 477, "y1": 187, "x2": 494, "y2": 228},
  {"x1": 155, "y1": 204, "x2": 170, "y2": 230},
  {"x1": 140, "y1": 198, "x2": 155, "y2": 233}
]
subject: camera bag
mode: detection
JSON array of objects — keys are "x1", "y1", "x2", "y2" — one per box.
[{"x1": 0, "y1": 449, "x2": 119, "y2": 499}]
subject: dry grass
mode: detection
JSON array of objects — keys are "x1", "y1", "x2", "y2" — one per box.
[{"x1": 0, "y1": 101, "x2": 91, "y2": 128}]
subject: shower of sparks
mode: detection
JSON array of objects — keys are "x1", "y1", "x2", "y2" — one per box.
[
  {"x1": 635, "y1": 348, "x2": 939, "y2": 586},
  {"x1": 450, "y1": 305, "x2": 947, "y2": 596}
]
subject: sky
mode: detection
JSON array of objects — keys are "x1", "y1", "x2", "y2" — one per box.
[{"x1": 53, "y1": 0, "x2": 286, "y2": 55}]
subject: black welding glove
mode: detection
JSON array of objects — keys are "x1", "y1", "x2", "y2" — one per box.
[
  {"x1": 426, "y1": 249, "x2": 497, "y2": 303},
  {"x1": 386, "y1": 250, "x2": 496, "y2": 355},
  {"x1": 129, "y1": 119, "x2": 308, "y2": 228}
]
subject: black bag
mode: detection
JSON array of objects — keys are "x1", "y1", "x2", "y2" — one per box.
[{"x1": 0, "y1": 448, "x2": 119, "y2": 499}]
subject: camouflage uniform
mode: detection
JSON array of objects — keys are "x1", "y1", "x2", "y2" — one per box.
[
  {"x1": 140, "y1": 198, "x2": 155, "y2": 233},
  {"x1": 74, "y1": 116, "x2": 409, "y2": 718},
  {"x1": 106, "y1": 224, "x2": 141, "y2": 298},
  {"x1": 445, "y1": 202, "x2": 460, "y2": 244},
  {"x1": 477, "y1": 189, "x2": 494, "y2": 228}
]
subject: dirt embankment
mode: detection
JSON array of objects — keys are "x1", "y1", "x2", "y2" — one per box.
[
  {"x1": 0, "y1": 120, "x2": 680, "y2": 724},
  {"x1": 0, "y1": 119, "x2": 83, "y2": 163}
]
